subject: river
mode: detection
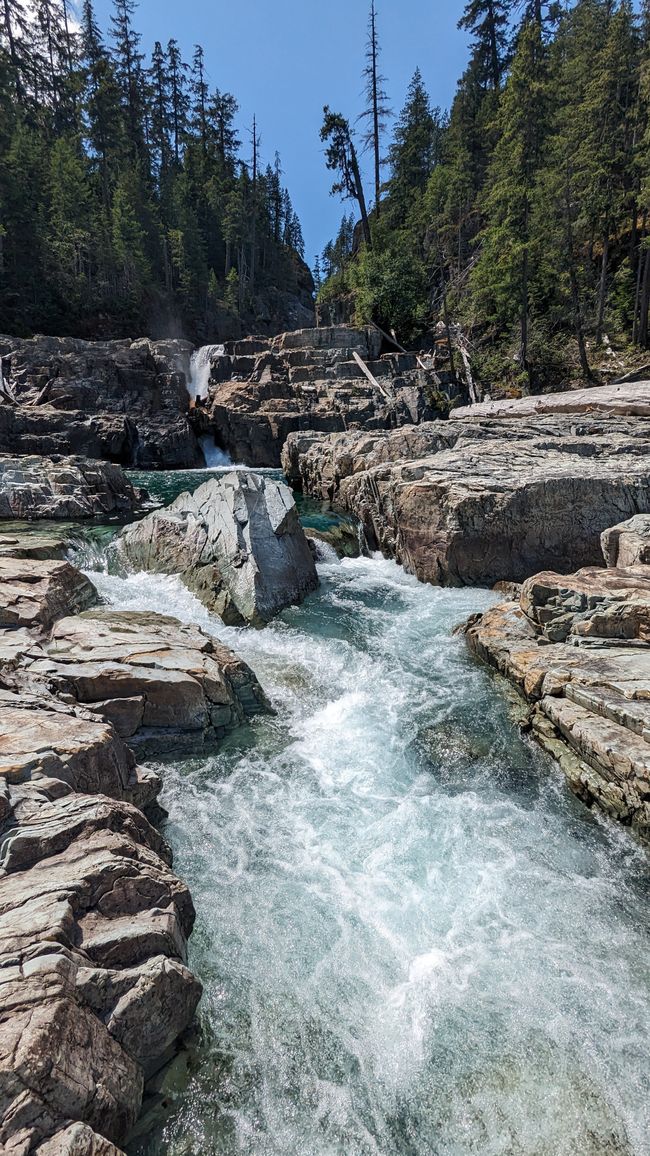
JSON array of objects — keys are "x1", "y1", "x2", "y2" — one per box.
[{"x1": 79, "y1": 469, "x2": 650, "y2": 1156}]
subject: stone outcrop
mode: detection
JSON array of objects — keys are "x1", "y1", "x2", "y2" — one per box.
[
  {"x1": 0, "y1": 687, "x2": 202, "y2": 1154},
  {"x1": 20, "y1": 608, "x2": 270, "y2": 744},
  {"x1": 118, "y1": 471, "x2": 319, "y2": 626},
  {"x1": 450, "y1": 380, "x2": 650, "y2": 421},
  {"x1": 601, "y1": 515, "x2": 650, "y2": 568},
  {"x1": 0, "y1": 557, "x2": 98, "y2": 631},
  {"x1": 284, "y1": 415, "x2": 650, "y2": 587},
  {"x1": 0, "y1": 336, "x2": 202, "y2": 468},
  {"x1": 0, "y1": 455, "x2": 148, "y2": 521},
  {"x1": 0, "y1": 536, "x2": 271, "y2": 1151},
  {"x1": 192, "y1": 326, "x2": 453, "y2": 467},
  {"x1": 464, "y1": 552, "x2": 650, "y2": 841}
]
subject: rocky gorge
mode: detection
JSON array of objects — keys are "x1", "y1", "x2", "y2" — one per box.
[{"x1": 1, "y1": 326, "x2": 650, "y2": 1153}]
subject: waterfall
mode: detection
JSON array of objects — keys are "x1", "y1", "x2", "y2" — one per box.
[
  {"x1": 199, "y1": 434, "x2": 233, "y2": 468},
  {"x1": 187, "y1": 344, "x2": 226, "y2": 402}
]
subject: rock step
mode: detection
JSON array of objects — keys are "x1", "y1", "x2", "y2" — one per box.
[
  {"x1": 541, "y1": 694, "x2": 650, "y2": 790},
  {"x1": 564, "y1": 681, "x2": 650, "y2": 740}
]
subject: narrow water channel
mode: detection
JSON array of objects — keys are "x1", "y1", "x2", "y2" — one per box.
[{"x1": 87, "y1": 520, "x2": 650, "y2": 1156}]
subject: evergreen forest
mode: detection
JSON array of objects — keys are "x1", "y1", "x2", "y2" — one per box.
[
  {"x1": 0, "y1": 0, "x2": 309, "y2": 338},
  {"x1": 319, "y1": 0, "x2": 650, "y2": 392}
]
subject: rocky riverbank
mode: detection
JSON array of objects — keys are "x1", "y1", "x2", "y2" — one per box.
[
  {"x1": 283, "y1": 392, "x2": 650, "y2": 587},
  {"x1": 463, "y1": 516, "x2": 650, "y2": 842},
  {"x1": 0, "y1": 518, "x2": 277, "y2": 1152},
  {"x1": 0, "y1": 469, "x2": 324, "y2": 1152}
]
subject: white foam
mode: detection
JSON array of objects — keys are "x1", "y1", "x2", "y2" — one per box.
[{"x1": 96, "y1": 559, "x2": 650, "y2": 1156}]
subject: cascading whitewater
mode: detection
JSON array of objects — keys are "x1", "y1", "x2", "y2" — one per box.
[
  {"x1": 187, "y1": 344, "x2": 226, "y2": 402},
  {"x1": 85, "y1": 551, "x2": 650, "y2": 1156}
]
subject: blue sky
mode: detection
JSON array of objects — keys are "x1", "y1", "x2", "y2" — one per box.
[{"x1": 90, "y1": 0, "x2": 471, "y2": 265}]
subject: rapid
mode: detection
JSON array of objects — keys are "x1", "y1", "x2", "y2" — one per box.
[{"x1": 85, "y1": 528, "x2": 650, "y2": 1156}]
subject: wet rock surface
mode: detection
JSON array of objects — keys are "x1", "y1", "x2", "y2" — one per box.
[
  {"x1": 284, "y1": 415, "x2": 650, "y2": 587},
  {"x1": 193, "y1": 326, "x2": 451, "y2": 467},
  {"x1": 464, "y1": 550, "x2": 650, "y2": 840},
  {"x1": 0, "y1": 539, "x2": 270, "y2": 1151},
  {"x1": 0, "y1": 455, "x2": 147, "y2": 521},
  {"x1": 118, "y1": 471, "x2": 319, "y2": 626},
  {"x1": 0, "y1": 336, "x2": 201, "y2": 468}
]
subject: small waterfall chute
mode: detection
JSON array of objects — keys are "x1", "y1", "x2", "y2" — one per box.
[
  {"x1": 199, "y1": 435, "x2": 233, "y2": 468},
  {"x1": 187, "y1": 344, "x2": 226, "y2": 403}
]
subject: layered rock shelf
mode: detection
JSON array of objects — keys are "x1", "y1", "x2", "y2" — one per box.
[
  {"x1": 0, "y1": 456, "x2": 147, "y2": 521},
  {"x1": 464, "y1": 519, "x2": 650, "y2": 842},
  {"x1": 192, "y1": 326, "x2": 452, "y2": 466},
  {"x1": 0, "y1": 543, "x2": 270, "y2": 1151},
  {"x1": 0, "y1": 336, "x2": 200, "y2": 469},
  {"x1": 284, "y1": 411, "x2": 650, "y2": 586}
]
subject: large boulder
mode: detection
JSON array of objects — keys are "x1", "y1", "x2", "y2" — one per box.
[
  {"x1": 0, "y1": 455, "x2": 147, "y2": 521},
  {"x1": 0, "y1": 556, "x2": 98, "y2": 630},
  {"x1": 601, "y1": 515, "x2": 650, "y2": 568},
  {"x1": 285, "y1": 415, "x2": 650, "y2": 587},
  {"x1": 12, "y1": 608, "x2": 270, "y2": 743},
  {"x1": 118, "y1": 472, "x2": 319, "y2": 626}
]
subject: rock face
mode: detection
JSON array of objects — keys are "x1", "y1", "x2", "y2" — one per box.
[
  {"x1": 192, "y1": 326, "x2": 454, "y2": 467},
  {"x1": 464, "y1": 561, "x2": 650, "y2": 841},
  {"x1": 0, "y1": 538, "x2": 271, "y2": 1152},
  {"x1": 0, "y1": 336, "x2": 202, "y2": 468},
  {"x1": 601, "y1": 515, "x2": 650, "y2": 568},
  {"x1": 118, "y1": 471, "x2": 319, "y2": 626},
  {"x1": 22, "y1": 609, "x2": 271, "y2": 743},
  {"x1": 284, "y1": 415, "x2": 650, "y2": 587},
  {"x1": 0, "y1": 556, "x2": 98, "y2": 630},
  {"x1": 0, "y1": 455, "x2": 147, "y2": 521},
  {"x1": 451, "y1": 380, "x2": 650, "y2": 421},
  {"x1": 0, "y1": 689, "x2": 202, "y2": 1154}
]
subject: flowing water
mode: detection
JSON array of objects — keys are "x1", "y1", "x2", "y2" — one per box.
[
  {"x1": 84, "y1": 515, "x2": 650, "y2": 1156},
  {"x1": 187, "y1": 344, "x2": 226, "y2": 402}
]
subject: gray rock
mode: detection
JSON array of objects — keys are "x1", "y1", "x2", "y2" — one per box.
[
  {"x1": 463, "y1": 566, "x2": 650, "y2": 841},
  {"x1": 0, "y1": 455, "x2": 147, "y2": 521},
  {"x1": 601, "y1": 515, "x2": 650, "y2": 568},
  {"x1": 12, "y1": 608, "x2": 270, "y2": 743},
  {"x1": 118, "y1": 472, "x2": 319, "y2": 626},
  {"x1": 0, "y1": 556, "x2": 98, "y2": 630},
  {"x1": 450, "y1": 380, "x2": 650, "y2": 421},
  {"x1": 0, "y1": 336, "x2": 201, "y2": 468},
  {"x1": 284, "y1": 416, "x2": 650, "y2": 587}
]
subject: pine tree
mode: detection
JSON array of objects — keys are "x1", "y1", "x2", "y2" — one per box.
[
  {"x1": 470, "y1": 18, "x2": 550, "y2": 379},
  {"x1": 109, "y1": 0, "x2": 145, "y2": 158},
  {"x1": 191, "y1": 44, "x2": 208, "y2": 154},
  {"x1": 388, "y1": 69, "x2": 442, "y2": 223},
  {"x1": 458, "y1": 0, "x2": 511, "y2": 91},
  {"x1": 166, "y1": 39, "x2": 188, "y2": 165},
  {"x1": 320, "y1": 107, "x2": 372, "y2": 248},
  {"x1": 359, "y1": 1, "x2": 391, "y2": 216}
]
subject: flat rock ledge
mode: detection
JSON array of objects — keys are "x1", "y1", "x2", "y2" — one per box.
[
  {"x1": 283, "y1": 413, "x2": 650, "y2": 586},
  {"x1": 463, "y1": 524, "x2": 650, "y2": 841},
  {"x1": 0, "y1": 456, "x2": 148, "y2": 522},
  {"x1": 0, "y1": 563, "x2": 270, "y2": 1151},
  {"x1": 118, "y1": 471, "x2": 319, "y2": 627}
]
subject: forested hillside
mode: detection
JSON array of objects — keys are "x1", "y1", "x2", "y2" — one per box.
[
  {"x1": 319, "y1": 0, "x2": 650, "y2": 393},
  {"x1": 0, "y1": 0, "x2": 311, "y2": 339}
]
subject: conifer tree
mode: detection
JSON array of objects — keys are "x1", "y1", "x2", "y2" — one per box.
[
  {"x1": 359, "y1": 1, "x2": 391, "y2": 216},
  {"x1": 320, "y1": 107, "x2": 372, "y2": 248},
  {"x1": 458, "y1": 0, "x2": 511, "y2": 91}
]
